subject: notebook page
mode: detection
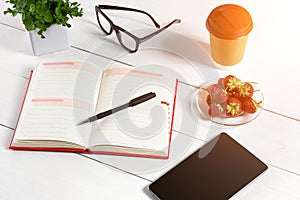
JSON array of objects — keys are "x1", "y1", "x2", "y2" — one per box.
[
  {"x1": 14, "y1": 62, "x2": 102, "y2": 147},
  {"x1": 89, "y1": 64, "x2": 175, "y2": 152}
]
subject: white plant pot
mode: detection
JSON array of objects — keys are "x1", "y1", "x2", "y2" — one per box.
[{"x1": 27, "y1": 24, "x2": 70, "y2": 56}]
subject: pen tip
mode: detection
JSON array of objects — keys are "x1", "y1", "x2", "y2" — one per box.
[{"x1": 77, "y1": 119, "x2": 89, "y2": 126}]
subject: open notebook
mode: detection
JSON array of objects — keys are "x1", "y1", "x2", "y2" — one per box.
[{"x1": 10, "y1": 61, "x2": 178, "y2": 159}]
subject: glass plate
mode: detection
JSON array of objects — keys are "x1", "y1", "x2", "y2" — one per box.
[{"x1": 195, "y1": 79, "x2": 264, "y2": 126}]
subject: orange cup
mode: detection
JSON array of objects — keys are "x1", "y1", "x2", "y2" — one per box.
[{"x1": 206, "y1": 4, "x2": 253, "y2": 66}]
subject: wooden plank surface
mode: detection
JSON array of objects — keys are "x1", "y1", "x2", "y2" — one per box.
[{"x1": 0, "y1": 0, "x2": 300, "y2": 199}]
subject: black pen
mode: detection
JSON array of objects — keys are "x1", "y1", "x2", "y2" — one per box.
[{"x1": 77, "y1": 92, "x2": 156, "y2": 125}]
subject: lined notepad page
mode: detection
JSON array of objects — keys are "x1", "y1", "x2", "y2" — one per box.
[
  {"x1": 14, "y1": 62, "x2": 102, "y2": 147},
  {"x1": 89, "y1": 64, "x2": 175, "y2": 151}
]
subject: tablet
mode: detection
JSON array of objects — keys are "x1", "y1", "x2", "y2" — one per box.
[{"x1": 148, "y1": 133, "x2": 268, "y2": 200}]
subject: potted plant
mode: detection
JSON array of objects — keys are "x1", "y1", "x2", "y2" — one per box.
[{"x1": 3, "y1": 0, "x2": 83, "y2": 55}]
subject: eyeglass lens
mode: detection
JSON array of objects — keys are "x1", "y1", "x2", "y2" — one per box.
[
  {"x1": 117, "y1": 31, "x2": 138, "y2": 52},
  {"x1": 97, "y1": 12, "x2": 112, "y2": 34},
  {"x1": 97, "y1": 11, "x2": 138, "y2": 52}
]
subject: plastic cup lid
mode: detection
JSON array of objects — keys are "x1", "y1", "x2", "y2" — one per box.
[{"x1": 206, "y1": 4, "x2": 253, "y2": 40}]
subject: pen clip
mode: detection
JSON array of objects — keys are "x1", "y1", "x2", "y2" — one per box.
[{"x1": 129, "y1": 92, "x2": 156, "y2": 106}]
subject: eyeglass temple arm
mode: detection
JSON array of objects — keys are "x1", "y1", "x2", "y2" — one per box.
[
  {"x1": 96, "y1": 5, "x2": 160, "y2": 28},
  {"x1": 140, "y1": 19, "x2": 181, "y2": 43}
]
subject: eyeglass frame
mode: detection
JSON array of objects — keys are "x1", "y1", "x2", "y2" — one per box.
[{"x1": 95, "y1": 5, "x2": 181, "y2": 53}]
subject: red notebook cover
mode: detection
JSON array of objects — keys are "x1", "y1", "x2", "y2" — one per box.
[{"x1": 9, "y1": 70, "x2": 178, "y2": 159}]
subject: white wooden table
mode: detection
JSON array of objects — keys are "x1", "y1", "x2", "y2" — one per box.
[{"x1": 0, "y1": 0, "x2": 300, "y2": 199}]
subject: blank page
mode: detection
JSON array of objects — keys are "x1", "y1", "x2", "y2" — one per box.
[
  {"x1": 13, "y1": 62, "x2": 102, "y2": 147},
  {"x1": 88, "y1": 64, "x2": 175, "y2": 152}
]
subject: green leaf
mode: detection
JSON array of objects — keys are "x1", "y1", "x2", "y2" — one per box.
[
  {"x1": 3, "y1": 8, "x2": 11, "y2": 15},
  {"x1": 29, "y1": 4, "x2": 35, "y2": 12},
  {"x1": 12, "y1": 11, "x2": 18, "y2": 17},
  {"x1": 55, "y1": 6, "x2": 61, "y2": 15},
  {"x1": 20, "y1": 1, "x2": 26, "y2": 9},
  {"x1": 35, "y1": 1, "x2": 42, "y2": 13},
  {"x1": 24, "y1": 20, "x2": 35, "y2": 30},
  {"x1": 44, "y1": 11, "x2": 53, "y2": 23},
  {"x1": 37, "y1": 29, "x2": 46, "y2": 38}
]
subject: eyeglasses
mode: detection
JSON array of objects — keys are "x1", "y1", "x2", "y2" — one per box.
[{"x1": 95, "y1": 5, "x2": 181, "y2": 53}]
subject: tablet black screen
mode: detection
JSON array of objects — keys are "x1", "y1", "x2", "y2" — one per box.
[{"x1": 148, "y1": 133, "x2": 268, "y2": 200}]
